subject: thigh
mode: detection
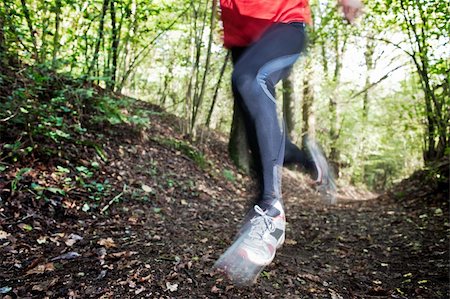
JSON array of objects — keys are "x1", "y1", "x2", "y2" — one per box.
[{"x1": 233, "y1": 23, "x2": 307, "y2": 78}]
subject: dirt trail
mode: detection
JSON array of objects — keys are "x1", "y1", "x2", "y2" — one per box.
[{"x1": 1, "y1": 104, "x2": 448, "y2": 299}]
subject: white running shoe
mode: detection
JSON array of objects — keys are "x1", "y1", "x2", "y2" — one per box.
[{"x1": 237, "y1": 200, "x2": 285, "y2": 266}]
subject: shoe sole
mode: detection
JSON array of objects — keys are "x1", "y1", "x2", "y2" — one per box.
[{"x1": 213, "y1": 231, "x2": 285, "y2": 285}]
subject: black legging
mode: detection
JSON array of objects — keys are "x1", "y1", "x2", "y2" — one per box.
[{"x1": 231, "y1": 22, "x2": 315, "y2": 203}]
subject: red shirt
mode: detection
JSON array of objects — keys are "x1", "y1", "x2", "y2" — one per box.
[{"x1": 220, "y1": 0, "x2": 311, "y2": 48}]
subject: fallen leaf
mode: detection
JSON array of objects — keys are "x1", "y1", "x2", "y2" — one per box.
[
  {"x1": 65, "y1": 233, "x2": 83, "y2": 246},
  {"x1": 329, "y1": 288, "x2": 343, "y2": 299},
  {"x1": 434, "y1": 208, "x2": 443, "y2": 216},
  {"x1": 96, "y1": 270, "x2": 107, "y2": 280},
  {"x1": 166, "y1": 282, "x2": 178, "y2": 292},
  {"x1": 285, "y1": 239, "x2": 298, "y2": 245},
  {"x1": 36, "y1": 236, "x2": 47, "y2": 244},
  {"x1": 110, "y1": 251, "x2": 138, "y2": 258},
  {"x1": 82, "y1": 203, "x2": 90, "y2": 212},
  {"x1": 51, "y1": 251, "x2": 81, "y2": 261},
  {"x1": 0, "y1": 230, "x2": 10, "y2": 239},
  {"x1": 0, "y1": 286, "x2": 12, "y2": 294},
  {"x1": 142, "y1": 184, "x2": 153, "y2": 193},
  {"x1": 135, "y1": 286, "x2": 146, "y2": 295},
  {"x1": 299, "y1": 273, "x2": 321, "y2": 283},
  {"x1": 98, "y1": 237, "x2": 116, "y2": 248},
  {"x1": 26, "y1": 263, "x2": 55, "y2": 275},
  {"x1": 18, "y1": 223, "x2": 33, "y2": 231},
  {"x1": 31, "y1": 278, "x2": 59, "y2": 292}
]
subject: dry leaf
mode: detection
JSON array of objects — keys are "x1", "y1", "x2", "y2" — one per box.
[
  {"x1": 26, "y1": 262, "x2": 55, "y2": 275},
  {"x1": 98, "y1": 237, "x2": 116, "y2": 248},
  {"x1": 299, "y1": 273, "x2": 321, "y2": 283},
  {"x1": 37, "y1": 236, "x2": 47, "y2": 244},
  {"x1": 51, "y1": 251, "x2": 80, "y2": 261},
  {"x1": 135, "y1": 286, "x2": 146, "y2": 295},
  {"x1": 31, "y1": 278, "x2": 59, "y2": 292},
  {"x1": 166, "y1": 282, "x2": 178, "y2": 292},
  {"x1": 65, "y1": 233, "x2": 83, "y2": 246},
  {"x1": 141, "y1": 184, "x2": 153, "y2": 193},
  {"x1": 0, "y1": 230, "x2": 10, "y2": 239},
  {"x1": 285, "y1": 239, "x2": 298, "y2": 245},
  {"x1": 110, "y1": 251, "x2": 138, "y2": 258}
]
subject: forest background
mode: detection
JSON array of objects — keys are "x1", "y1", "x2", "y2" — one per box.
[{"x1": 0, "y1": 0, "x2": 448, "y2": 191}]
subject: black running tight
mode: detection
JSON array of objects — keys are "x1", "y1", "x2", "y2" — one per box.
[{"x1": 230, "y1": 22, "x2": 315, "y2": 202}]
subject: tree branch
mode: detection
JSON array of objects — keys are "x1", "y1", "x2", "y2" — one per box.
[{"x1": 349, "y1": 64, "x2": 406, "y2": 99}]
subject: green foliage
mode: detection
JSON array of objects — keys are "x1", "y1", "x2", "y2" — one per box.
[
  {"x1": 11, "y1": 168, "x2": 31, "y2": 192},
  {"x1": 0, "y1": 64, "x2": 154, "y2": 165},
  {"x1": 223, "y1": 169, "x2": 236, "y2": 183},
  {"x1": 92, "y1": 96, "x2": 150, "y2": 127}
]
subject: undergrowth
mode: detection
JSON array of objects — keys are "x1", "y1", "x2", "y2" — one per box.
[{"x1": 0, "y1": 64, "x2": 150, "y2": 165}]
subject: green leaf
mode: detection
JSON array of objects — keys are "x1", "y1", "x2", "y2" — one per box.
[
  {"x1": 19, "y1": 223, "x2": 33, "y2": 231},
  {"x1": 46, "y1": 187, "x2": 66, "y2": 195},
  {"x1": 57, "y1": 166, "x2": 71, "y2": 173},
  {"x1": 55, "y1": 129, "x2": 71, "y2": 139},
  {"x1": 76, "y1": 166, "x2": 89, "y2": 173},
  {"x1": 82, "y1": 203, "x2": 90, "y2": 212}
]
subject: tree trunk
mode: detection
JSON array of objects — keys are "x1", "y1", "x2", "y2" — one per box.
[
  {"x1": 108, "y1": 0, "x2": 119, "y2": 91},
  {"x1": 20, "y1": 0, "x2": 39, "y2": 62},
  {"x1": 206, "y1": 50, "x2": 230, "y2": 127},
  {"x1": 228, "y1": 102, "x2": 252, "y2": 173},
  {"x1": 51, "y1": 0, "x2": 62, "y2": 69},
  {"x1": 301, "y1": 59, "x2": 313, "y2": 138},
  {"x1": 0, "y1": 10, "x2": 5, "y2": 56},
  {"x1": 398, "y1": 0, "x2": 448, "y2": 164},
  {"x1": 328, "y1": 30, "x2": 347, "y2": 163},
  {"x1": 282, "y1": 72, "x2": 295, "y2": 139},
  {"x1": 190, "y1": 0, "x2": 217, "y2": 133},
  {"x1": 88, "y1": 0, "x2": 109, "y2": 76},
  {"x1": 363, "y1": 38, "x2": 374, "y2": 120}
]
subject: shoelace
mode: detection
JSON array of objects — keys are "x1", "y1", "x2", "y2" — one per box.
[{"x1": 248, "y1": 205, "x2": 276, "y2": 241}]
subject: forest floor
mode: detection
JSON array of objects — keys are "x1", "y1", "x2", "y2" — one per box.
[{"x1": 0, "y1": 66, "x2": 449, "y2": 298}]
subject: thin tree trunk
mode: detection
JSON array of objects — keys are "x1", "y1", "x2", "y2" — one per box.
[
  {"x1": 189, "y1": 0, "x2": 209, "y2": 135},
  {"x1": 399, "y1": 0, "x2": 447, "y2": 163},
  {"x1": 20, "y1": 0, "x2": 39, "y2": 62},
  {"x1": 0, "y1": 10, "x2": 5, "y2": 56},
  {"x1": 206, "y1": 51, "x2": 230, "y2": 127},
  {"x1": 52, "y1": 0, "x2": 62, "y2": 68},
  {"x1": 191, "y1": 0, "x2": 217, "y2": 133},
  {"x1": 301, "y1": 59, "x2": 313, "y2": 138},
  {"x1": 363, "y1": 38, "x2": 374, "y2": 120},
  {"x1": 282, "y1": 72, "x2": 295, "y2": 139},
  {"x1": 328, "y1": 30, "x2": 347, "y2": 163},
  {"x1": 108, "y1": 0, "x2": 119, "y2": 91},
  {"x1": 229, "y1": 102, "x2": 252, "y2": 173},
  {"x1": 88, "y1": 0, "x2": 109, "y2": 76}
]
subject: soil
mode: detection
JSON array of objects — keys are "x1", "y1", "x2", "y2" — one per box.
[{"x1": 0, "y1": 97, "x2": 449, "y2": 298}]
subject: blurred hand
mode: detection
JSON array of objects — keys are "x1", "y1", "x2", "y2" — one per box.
[{"x1": 339, "y1": 0, "x2": 364, "y2": 24}]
